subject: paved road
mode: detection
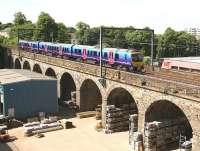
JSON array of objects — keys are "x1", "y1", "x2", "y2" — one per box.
[{"x1": 0, "y1": 142, "x2": 20, "y2": 151}]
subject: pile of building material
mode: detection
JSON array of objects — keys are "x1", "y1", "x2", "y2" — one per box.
[
  {"x1": 76, "y1": 111, "x2": 96, "y2": 119},
  {"x1": 105, "y1": 104, "x2": 137, "y2": 134},
  {"x1": 181, "y1": 140, "x2": 192, "y2": 151},
  {"x1": 59, "y1": 119, "x2": 74, "y2": 129},
  {"x1": 129, "y1": 114, "x2": 138, "y2": 133},
  {"x1": 7, "y1": 119, "x2": 23, "y2": 129},
  {"x1": 144, "y1": 118, "x2": 188, "y2": 151},
  {"x1": 95, "y1": 105, "x2": 102, "y2": 120},
  {"x1": 129, "y1": 132, "x2": 143, "y2": 151},
  {"x1": 24, "y1": 117, "x2": 63, "y2": 136}
]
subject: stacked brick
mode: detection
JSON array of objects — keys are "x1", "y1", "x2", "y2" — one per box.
[
  {"x1": 144, "y1": 118, "x2": 188, "y2": 151},
  {"x1": 105, "y1": 104, "x2": 137, "y2": 134}
]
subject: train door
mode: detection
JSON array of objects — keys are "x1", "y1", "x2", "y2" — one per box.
[
  {"x1": 59, "y1": 46, "x2": 63, "y2": 56},
  {"x1": 44, "y1": 44, "x2": 48, "y2": 53},
  {"x1": 108, "y1": 51, "x2": 114, "y2": 64},
  {"x1": 82, "y1": 48, "x2": 87, "y2": 60}
]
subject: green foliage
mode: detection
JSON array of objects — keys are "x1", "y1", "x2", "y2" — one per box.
[
  {"x1": 143, "y1": 56, "x2": 151, "y2": 65},
  {"x1": 35, "y1": 12, "x2": 58, "y2": 41},
  {"x1": 156, "y1": 27, "x2": 198, "y2": 59},
  {"x1": 67, "y1": 27, "x2": 76, "y2": 33},
  {"x1": 57, "y1": 23, "x2": 70, "y2": 43},
  {"x1": 75, "y1": 22, "x2": 90, "y2": 44},
  {"x1": 13, "y1": 12, "x2": 27, "y2": 25},
  {"x1": 2, "y1": 11, "x2": 200, "y2": 60},
  {"x1": 0, "y1": 23, "x2": 12, "y2": 30}
]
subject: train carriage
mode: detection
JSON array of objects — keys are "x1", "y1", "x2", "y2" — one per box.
[{"x1": 18, "y1": 40, "x2": 144, "y2": 72}]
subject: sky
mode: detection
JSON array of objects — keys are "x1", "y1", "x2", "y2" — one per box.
[{"x1": 0, "y1": 0, "x2": 199, "y2": 34}]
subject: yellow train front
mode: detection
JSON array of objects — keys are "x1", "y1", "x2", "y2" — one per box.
[
  {"x1": 131, "y1": 51, "x2": 144, "y2": 72},
  {"x1": 102, "y1": 48, "x2": 144, "y2": 72}
]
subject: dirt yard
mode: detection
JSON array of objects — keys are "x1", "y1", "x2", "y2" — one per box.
[{"x1": 4, "y1": 117, "x2": 129, "y2": 151}]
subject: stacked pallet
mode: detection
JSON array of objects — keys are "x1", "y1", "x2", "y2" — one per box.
[
  {"x1": 129, "y1": 132, "x2": 143, "y2": 151},
  {"x1": 144, "y1": 118, "x2": 187, "y2": 151},
  {"x1": 144, "y1": 122, "x2": 157, "y2": 151},
  {"x1": 130, "y1": 114, "x2": 138, "y2": 133},
  {"x1": 105, "y1": 104, "x2": 137, "y2": 134},
  {"x1": 23, "y1": 117, "x2": 63, "y2": 136}
]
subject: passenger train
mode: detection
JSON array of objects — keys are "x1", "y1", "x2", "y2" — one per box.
[{"x1": 18, "y1": 40, "x2": 144, "y2": 72}]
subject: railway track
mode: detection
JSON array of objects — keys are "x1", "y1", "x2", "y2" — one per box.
[
  {"x1": 13, "y1": 49, "x2": 200, "y2": 87},
  {"x1": 145, "y1": 69, "x2": 200, "y2": 86}
]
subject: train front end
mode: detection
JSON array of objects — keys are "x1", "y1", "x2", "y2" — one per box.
[{"x1": 131, "y1": 52, "x2": 144, "y2": 72}]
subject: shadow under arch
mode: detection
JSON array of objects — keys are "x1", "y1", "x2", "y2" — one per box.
[
  {"x1": 107, "y1": 87, "x2": 138, "y2": 110},
  {"x1": 33, "y1": 64, "x2": 42, "y2": 74},
  {"x1": 145, "y1": 100, "x2": 193, "y2": 149},
  {"x1": 80, "y1": 79, "x2": 102, "y2": 111},
  {"x1": 14, "y1": 58, "x2": 21, "y2": 69},
  {"x1": 60, "y1": 72, "x2": 76, "y2": 101},
  {"x1": 45, "y1": 67, "x2": 57, "y2": 78},
  {"x1": 23, "y1": 61, "x2": 31, "y2": 70}
]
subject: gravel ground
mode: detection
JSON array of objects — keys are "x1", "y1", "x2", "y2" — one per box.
[{"x1": 5, "y1": 117, "x2": 129, "y2": 151}]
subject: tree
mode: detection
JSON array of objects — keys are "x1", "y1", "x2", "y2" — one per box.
[
  {"x1": 67, "y1": 27, "x2": 76, "y2": 33},
  {"x1": 156, "y1": 27, "x2": 199, "y2": 59},
  {"x1": 125, "y1": 29, "x2": 152, "y2": 54},
  {"x1": 75, "y1": 22, "x2": 90, "y2": 44},
  {"x1": 35, "y1": 12, "x2": 58, "y2": 41},
  {"x1": 13, "y1": 12, "x2": 27, "y2": 25},
  {"x1": 57, "y1": 23, "x2": 70, "y2": 43}
]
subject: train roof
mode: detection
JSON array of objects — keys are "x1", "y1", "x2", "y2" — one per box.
[{"x1": 74, "y1": 45, "x2": 95, "y2": 49}]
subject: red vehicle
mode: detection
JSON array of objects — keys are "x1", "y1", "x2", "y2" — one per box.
[{"x1": 0, "y1": 125, "x2": 10, "y2": 142}]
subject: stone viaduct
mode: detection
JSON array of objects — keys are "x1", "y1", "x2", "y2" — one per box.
[{"x1": 9, "y1": 49, "x2": 200, "y2": 150}]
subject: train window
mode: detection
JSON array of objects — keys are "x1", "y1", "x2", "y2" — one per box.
[
  {"x1": 125, "y1": 54, "x2": 127, "y2": 60},
  {"x1": 93, "y1": 51, "x2": 97, "y2": 57},
  {"x1": 115, "y1": 53, "x2": 119, "y2": 60},
  {"x1": 104, "y1": 52, "x2": 108, "y2": 59},
  {"x1": 75, "y1": 49, "x2": 81, "y2": 55},
  {"x1": 89, "y1": 51, "x2": 92, "y2": 56}
]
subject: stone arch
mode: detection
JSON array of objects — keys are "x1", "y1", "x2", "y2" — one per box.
[
  {"x1": 23, "y1": 61, "x2": 31, "y2": 70},
  {"x1": 33, "y1": 64, "x2": 42, "y2": 74},
  {"x1": 80, "y1": 79, "x2": 102, "y2": 111},
  {"x1": 14, "y1": 58, "x2": 21, "y2": 69},
  {"x1": 45, "y1": 67, "x2": 56, "y2": 78},
  {"x1": 60, "y1": 72, "x2": 76, "y2": 101},
  {"x1": 107, "y1": 87, "x2": 138, "y2": 109},
  {"x1": 145, "y1": 100, "x2": 193, "y2": 149}
]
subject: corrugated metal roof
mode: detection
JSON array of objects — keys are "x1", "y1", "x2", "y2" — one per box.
[{"x1": 0, "y1": 69, "x2": 56, "y2": 85}]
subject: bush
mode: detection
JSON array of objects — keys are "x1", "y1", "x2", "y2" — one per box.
[{"x1": 143, "y1": 56, "x2": 151, "y2": 65}]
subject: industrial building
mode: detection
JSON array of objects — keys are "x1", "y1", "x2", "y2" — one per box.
[
  {"x1": 161, "y1": 57, "x2": 200, "y2": 72},
  {"x1": 0, "y1": 69, "x2": 58, "y2": 119}
]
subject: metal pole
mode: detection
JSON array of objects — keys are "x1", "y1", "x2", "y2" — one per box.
[
  {"x1": 51, "y1": 32, "x2": 54, "y2": 43},
  {"x1": 17, "y1": 29, "x2": 20, "y2": 57},
  {"x1": 151, "y1": 30, "x2": 154, "y2": 69},
  {"x1": 100, "y1": 26, "x2": 102, "y2": 78}
]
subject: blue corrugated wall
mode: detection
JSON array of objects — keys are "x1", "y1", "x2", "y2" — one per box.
[{"x1": 3, "y1": 80, "x2": 58, "y2": 119}]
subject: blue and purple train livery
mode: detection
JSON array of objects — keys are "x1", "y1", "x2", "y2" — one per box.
[{"x1": 18, "y1": 40, "x2": 144, "y2": 71}]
